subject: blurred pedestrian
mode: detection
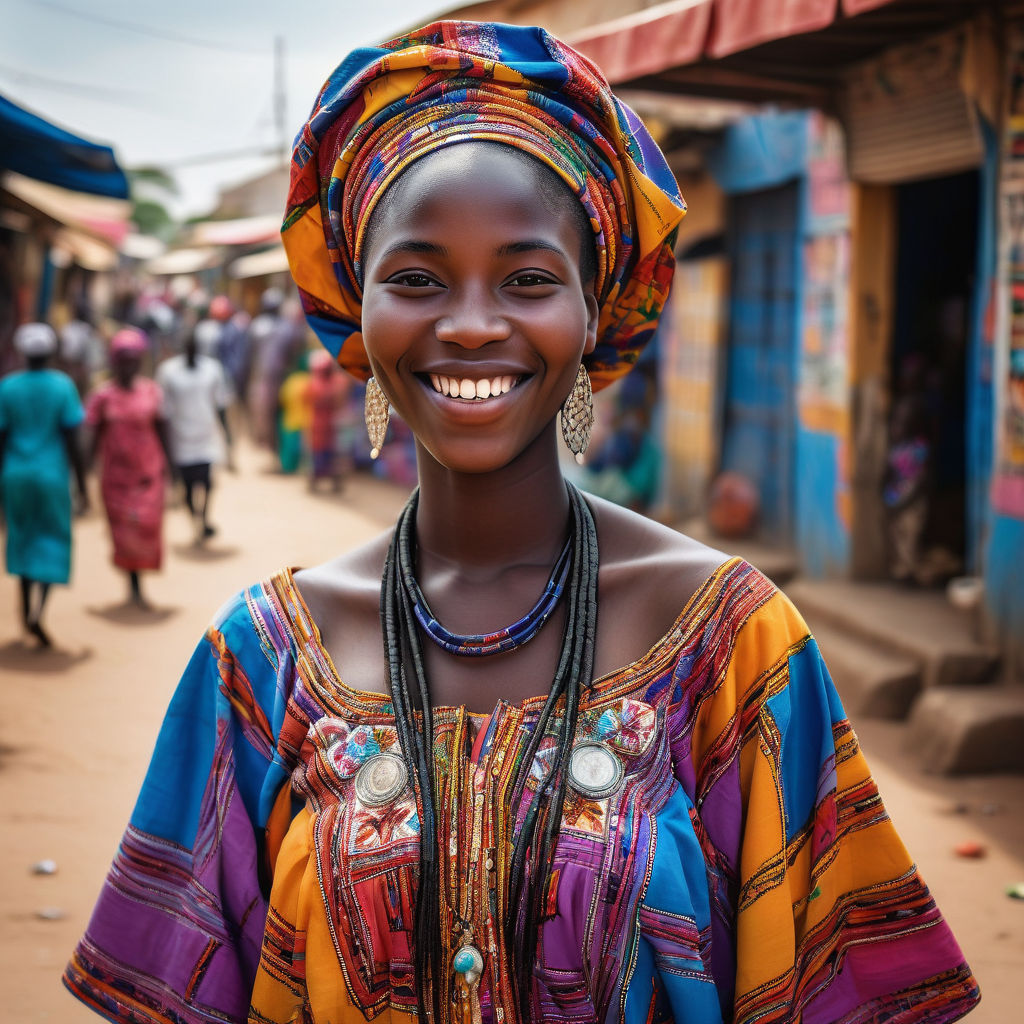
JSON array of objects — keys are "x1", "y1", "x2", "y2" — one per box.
[
  {"x1": 59, "y1": 314, "x2": 103, "y2": 397},
  {"x1": 156, "y1": 324, "x2": 232, "y2": 543},
  {"x1": 306, "y1": 348, "x2": 350, "y2": 490},
  {"x1": 277, "y1": 351, "x2": 312, "y2": 474},
  {"x1": 884, "y1": 354, "x2": 933, "y2": 585},
  {"x1": 247, "y1": 286, "x2": 286, "y2": 448},
  {"x1": 0, "y1": 323, "x2": 87, "y2": 646},
  {"x1": 86, "y1": 328, "x2": 172, "y2": 608},
  {"x1": 215, "y1": 297, "x2": 252, "y2": 406}
]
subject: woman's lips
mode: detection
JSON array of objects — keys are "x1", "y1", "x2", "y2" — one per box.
[{"x1": 426, "y1": 373, "x2": 524, "y2": 401}]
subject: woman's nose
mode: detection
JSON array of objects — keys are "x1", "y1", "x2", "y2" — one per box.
[{"x1": 434, "y1": 288, "x2": 511, "y2": 348}]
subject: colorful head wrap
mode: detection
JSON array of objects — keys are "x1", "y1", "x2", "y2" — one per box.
[
  {"x1": 109, "y1": 327, "x2": 148, "y2": 356},
  {"x1": 283, "y1": 20, "x2": 686, "y2": 392}
]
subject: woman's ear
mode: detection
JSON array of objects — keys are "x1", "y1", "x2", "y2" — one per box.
[{"x1": 583, "y1": 291, "x2": 599, "y2": 356}]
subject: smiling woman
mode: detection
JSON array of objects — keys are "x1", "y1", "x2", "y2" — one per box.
[{"x1": 65, "y1": 19, "x2": 979, "y2": 1024}]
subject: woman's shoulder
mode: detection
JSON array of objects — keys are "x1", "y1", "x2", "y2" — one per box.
[
  {"x1": 292, "y1": 530, "x2": 392, "y2": 628},
  {"x1": 588, "y1": 494, "x2": 735, "y2": 614}
]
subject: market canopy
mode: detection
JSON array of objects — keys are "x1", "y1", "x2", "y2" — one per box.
[
  {"x1": 570, "y1": 0, "x2": 979, "y2": 102},
  {"x1": 0, "y1": 92, "x2": 128, "y2": 199}
]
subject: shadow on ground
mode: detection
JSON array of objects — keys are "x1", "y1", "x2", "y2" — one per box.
[
  {"x1": 86, "y1": 602, "x2": 180, "y2": 625},
  {"x1": 0, "y1": 639, "x2": 93, "y2": 672},
  {"x1": 171, "y1": 543, "x2": 240, "y2": 562}
]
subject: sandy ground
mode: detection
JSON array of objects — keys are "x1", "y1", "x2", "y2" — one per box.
[{"x1": 0, "y1": 439, "x2": 1020, "y2": 1022}]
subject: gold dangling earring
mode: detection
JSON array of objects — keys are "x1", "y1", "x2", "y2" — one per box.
[
  {"x1": 560, "y1": 364, "x2": 594, "y2": 465},
  {"x1": 364, "y1": 377, "x2": 390, "y2": 459}
]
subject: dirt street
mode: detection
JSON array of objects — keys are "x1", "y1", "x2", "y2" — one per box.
[{"x1": 1, "y1": 442, "x2": 1020, "y2": 1022}]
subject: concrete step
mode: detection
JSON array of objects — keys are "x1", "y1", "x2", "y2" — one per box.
[
  {"x1": 810, "y1": 621, "x2": 921, "y2": 720},
  {"x1": 907, "y1": 685, "x2": 1024, "y2": 774},
  {"x1": 784, "y1": 578, "x2": 1000, "y2": 690},
  {"x1": 675, "y1": 518, "x2": 799, "y2": 586}
]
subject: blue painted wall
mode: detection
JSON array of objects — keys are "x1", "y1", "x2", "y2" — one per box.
[
  {"x1": 795, "y1": 428, "x2": 851, "y2": 578},
  {"x1": 709, "y1": 109, "x2": 853, "y2": 573},
  {"x1": 984, "y1": 515, "x2": 1024, "y2": 674}
]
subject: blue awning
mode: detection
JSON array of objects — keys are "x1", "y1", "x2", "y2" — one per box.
[{"x1": 0, "y1": 93, "x2": 128, "y2": 199}]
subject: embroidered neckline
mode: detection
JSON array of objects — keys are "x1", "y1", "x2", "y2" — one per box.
[{"x1": 275, "y1": 556, "x2": 744, "y2": 717}]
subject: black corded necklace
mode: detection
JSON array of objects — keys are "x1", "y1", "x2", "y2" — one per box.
[{"x1": 380, "y1": 481, "x2": 599, "y2": 1023}]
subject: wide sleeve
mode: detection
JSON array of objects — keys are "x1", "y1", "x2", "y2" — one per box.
[
  {"x1": 64, "y1": 591, "x2": 290, "y2": 1024},
  {"x1": 676, "y1": 572, "x2": 980, "y2": 1024}
]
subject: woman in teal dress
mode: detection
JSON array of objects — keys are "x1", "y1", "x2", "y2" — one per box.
[{"x1": 0, "y1": 322, "x2": 88, "y2": 646}]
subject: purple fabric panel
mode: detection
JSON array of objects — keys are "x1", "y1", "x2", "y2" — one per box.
[
  {"x1": 695, "y1": 755, "x2": 741, "y2": 1006},
  {"x1": 697, "y1": 756, "x2": 742, "y2": 868},
  {"x1": 802, "y1": 921, "x2": 973, "y2": 1024},
  {"x1": 194, "y1": 782, "x2": 268, "y2": 1011}
]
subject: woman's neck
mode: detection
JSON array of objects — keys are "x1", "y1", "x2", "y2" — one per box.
[{"x1": 413, "y1": 427, "x2": 571, "y2": 572}]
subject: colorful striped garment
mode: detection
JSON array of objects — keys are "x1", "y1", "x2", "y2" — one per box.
[
  {"x1": 64, "y1": 559, "x2": 979, "y2": 1024},
  {"x1": 282, "y1": 20, "x2": 686, "y2": 393}
]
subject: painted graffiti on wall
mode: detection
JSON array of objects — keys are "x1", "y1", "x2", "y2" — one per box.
[
  {"x1": 798, "y1": 112, "x2": 853, "y2": 538},
  {"x1": 799, "y1": 113, "x2": 851, "y2": 430}
]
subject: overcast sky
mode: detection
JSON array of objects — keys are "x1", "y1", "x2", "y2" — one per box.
[{"x1": 2, "y1": 0, "x2": 452, "y2": 216}]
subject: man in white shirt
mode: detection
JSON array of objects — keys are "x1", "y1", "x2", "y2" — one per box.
[{"x1": 156, "y1": 323, "x2": 233, "y2": 542}]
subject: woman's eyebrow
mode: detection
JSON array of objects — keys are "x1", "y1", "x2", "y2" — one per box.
[
  {"x1": 496, "y1": 240, "x2": 567, "y2": 258},
  {"x1": 376, "y1": 239, "x2": 449, "y2": 261}
]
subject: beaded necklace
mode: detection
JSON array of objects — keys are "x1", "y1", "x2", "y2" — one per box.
[
  {"x1": 406, "y1": 537, "x2": 573, "y2": 656},
  {"x1": 380, "y1": 483, "x2": 599, "y2": 1024}
]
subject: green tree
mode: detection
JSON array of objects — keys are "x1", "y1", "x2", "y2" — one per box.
[{"x1": 128, "y1": 165, "x2": 178, "y2": 241}]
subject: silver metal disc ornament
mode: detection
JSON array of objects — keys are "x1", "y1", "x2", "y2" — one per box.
[
  {"x1": 354, "y1": 752, "x2": 408, "y2": 806},
  {"x1": 567, "y1": 741, "x2": 623, "y2": 799}
]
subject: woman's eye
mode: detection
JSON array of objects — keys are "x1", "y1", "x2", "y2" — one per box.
[
  {"x1": 507, "y1": 272, "x2": 556, "y2": 287},
  {"x1": 389, "y1": 272, "x2": 438, "y2": 288}
]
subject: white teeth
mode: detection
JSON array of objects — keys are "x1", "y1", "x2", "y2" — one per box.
[{"x1": 428, "y1": 375, "x2": 519, "y2": 399}]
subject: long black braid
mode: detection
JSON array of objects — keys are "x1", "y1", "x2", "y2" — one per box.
[{"x1": 381, "y1": 482, "x2": 599, "y2": 1023}]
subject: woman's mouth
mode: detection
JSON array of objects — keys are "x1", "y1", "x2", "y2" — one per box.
[{"x1": 425, "y1": 374, "x2": 524, "y2": 401}]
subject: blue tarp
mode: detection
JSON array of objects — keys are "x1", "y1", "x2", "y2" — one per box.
[{"x1": 0, "y1": 93, "x2": 128, "y2": 199}]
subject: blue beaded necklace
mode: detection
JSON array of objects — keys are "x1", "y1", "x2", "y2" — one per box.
[{"x1": 406, "y1": 535, "x2": 572, "y2": 657}]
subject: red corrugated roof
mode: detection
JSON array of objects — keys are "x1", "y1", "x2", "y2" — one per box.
[{"x1": 570, "y1": 0, "x2": 902, "y2": 85}]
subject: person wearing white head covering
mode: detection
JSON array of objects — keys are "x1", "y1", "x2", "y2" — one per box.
[
  {"x1": 14, "y1": 321, "x2": 58, "y2": 358},
  {"x1": 155, "y1": 322, "x2": 232, "y2": 543},
  {"x1": 0, "y1": 323, "x2": 88, "y2": 646}
]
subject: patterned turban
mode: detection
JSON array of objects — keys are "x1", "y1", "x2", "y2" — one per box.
[{"x1": 282, "y1": 20, "x2": 686, "y2": 392}]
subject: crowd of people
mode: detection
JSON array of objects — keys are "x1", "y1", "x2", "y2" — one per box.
[{"x1": 0, "y1": 285, "x2": 371, "y2": 645}]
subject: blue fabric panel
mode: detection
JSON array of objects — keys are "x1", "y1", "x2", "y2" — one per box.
[
  {"x1": 766, "y1": 639, "x2": 845, "y2": 844},
  {"x1": 131, "y1": 593, "x2": 278, "y2": 845},
  {"x1": 643, "y1": 784, "x2": 723, "y2": 1022},
  {"x1": 131, "y1": 637, "x2": 220, "y2": 848},
  {"x1": 0, "y1": 93, "x2": 128, "y2": 198}
]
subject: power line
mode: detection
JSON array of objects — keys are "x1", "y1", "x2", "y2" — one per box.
[
  {"x1": 34, "y1": 0, "x2": 266, "y2": 56},
  {"x1": 0, "y1": 62, "x2": 159, "y2": 112},
  {"x1": 163, "y1": 145, "x2": 283, "y2": 168}
]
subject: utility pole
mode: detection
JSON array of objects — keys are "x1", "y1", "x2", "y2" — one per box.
[{"x1": 274, "y1": 34, "x2": 287, "y2": 164}]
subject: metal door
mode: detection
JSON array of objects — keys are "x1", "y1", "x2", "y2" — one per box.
[{"x1": 720, "y1": 182, "x2": 799, "y2": 540}]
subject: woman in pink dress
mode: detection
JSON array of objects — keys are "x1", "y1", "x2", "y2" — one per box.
[{"x1": 86, "y1": 328, "x2": 171, "y2": 607}]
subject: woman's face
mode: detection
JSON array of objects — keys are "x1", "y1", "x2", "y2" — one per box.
[
  {"x1": 360, "y1": 144, "x2": 599, "y2": 475},
  {"x1": 113, "y1": 351, "x2": 141, "y2": 386}
]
